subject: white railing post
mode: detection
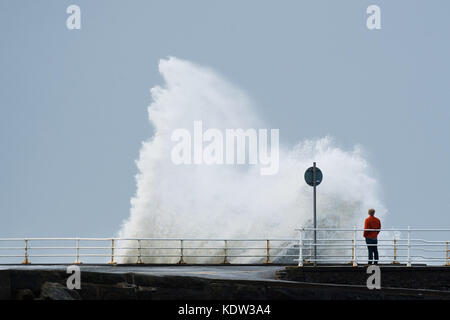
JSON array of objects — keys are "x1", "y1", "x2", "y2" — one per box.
[
  {"x1": 265, "y1": 240, "x2": 271, "y2": 264},
  {"x1": 108, "y1": 239, "x2": 116, "y2": 264},
  {"x1": 74, "y1": 238, "x2": 81, "y2": 264},
  {"x1": 178, "y1": 239, "x2": 185, "y2": 264},
  {"x1": 352, "y1": 226, "x2": 357, "y2": 266},
  {"x1": 223, "y1": 240, "x2": 229, "y2": 264},
  {"x1": 392, "y1": 236, "x2": 399, "y2": 264},
  {"x1": 446, "y1": 241, "x2": 449, "y2": 266},
  {"x1": 407, "y1": 226, "x2": 411, "y2": 267},
  {"x1": 136, "y1": 239, "x2": 143, "y2": 264},
  {"x1": 298, "y1": 226, "x2": 303, "y2": 267},
  {"x1": 22, "y1": 239, "x2": 30, "y2": 264}
]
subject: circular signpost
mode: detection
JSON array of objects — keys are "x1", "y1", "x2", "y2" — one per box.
[
  {"x1": 304, "y1": 162, "x2": 323, "y2": 266},
  {"x1": 304, "y1": 166, "x2": 323, "y2": 187}
]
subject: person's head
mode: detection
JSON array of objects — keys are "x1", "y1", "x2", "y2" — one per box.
[{"x1": 368, "y1": 208, "x2": 375, "y2": 216}]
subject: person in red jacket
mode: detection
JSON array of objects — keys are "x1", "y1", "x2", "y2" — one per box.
[{"x1": 364, "y1": 208, "x2": 381, "y2": 265}]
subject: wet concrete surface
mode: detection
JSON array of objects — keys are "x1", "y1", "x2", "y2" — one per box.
[
  {"x1": 0, "y1": 264, "x2": 287, "y2": 281},
  {"x1": 1, "y1": 264, "x2": 449, "y2": 299}
]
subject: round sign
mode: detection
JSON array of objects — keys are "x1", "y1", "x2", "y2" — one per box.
[{"x1": 304, "y1": 167, "x2": 323, "y2": 187}]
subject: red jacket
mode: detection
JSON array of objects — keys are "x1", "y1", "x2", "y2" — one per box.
[{"x1": 363, "y1": 216, "x2": 381, "y2": 239}]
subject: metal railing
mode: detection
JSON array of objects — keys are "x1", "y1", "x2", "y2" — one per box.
[
  {"x1": 0, "y1": 227, "x2": 448, "y2": 266},
  {"x1": 0, "y1": 237, "x2": 300, "y2": 265},
  {"x1": 296, "y1": 227, "x2": 450, "y2": 267}
]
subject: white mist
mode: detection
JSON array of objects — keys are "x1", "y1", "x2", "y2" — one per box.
[{"x1": 117, "y1": 57, "x2": 386, "y2": 263}]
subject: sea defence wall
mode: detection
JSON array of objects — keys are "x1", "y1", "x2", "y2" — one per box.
[
  {"x1": 0, "y1": 266, "x2": 449, "y2": 300},
  {"x1": 277, "y1": 266, "x2": 450, "y2": 291}
]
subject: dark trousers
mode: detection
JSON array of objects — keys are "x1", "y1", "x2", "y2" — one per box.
[{"x1": 365, "y1": 238, "x2": 378, "y2": 264}]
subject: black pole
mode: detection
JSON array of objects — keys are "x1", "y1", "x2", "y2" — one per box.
[{"x1": 313, "y1": 162, "x2": 317, "y2": 266}]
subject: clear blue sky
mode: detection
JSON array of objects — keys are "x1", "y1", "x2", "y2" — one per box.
[{"x1": 1, "y1": 0, "x2": 449, "y2": 237}]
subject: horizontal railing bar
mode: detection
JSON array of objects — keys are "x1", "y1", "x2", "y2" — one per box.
[
  {"x1": 25, "y1": 254, "x2": 96, "y2": 257},
  {"x1": 181, "y1": 247, "x2": 268, "y2": 250},
  {"x1": 0, "y1": 238, "x2": 300, "y2": 241},
  {"x1": 16, "y1": 247, "x2": 80, "y2": 250},
  {"x1": 0, "y1": 254, "x2": 303, "y2": 259},
  {"x1": 4, "y1": 244, "x2": 445, "y2": 248},
  {"x1": 0, "y1": 238, "x2": 447, "y2": 242},
  {"x1": 35, "y1": 240, "x2": 433, "y2": 243},
  {"x1": 299, "y1": 239, "x2": 448, "y2": 243},
  {"x1": 1, "y1": 246, "x2": 446, "y2": 250},
  {"x1": 117, "y1": 247, "x2": 276, "y2": 250},
  {"x1": 0, "y1": 255, "x2": 27, "y2": 258},
  {"x1": 297, "y1": 228, "x2": 450, "y2": 232},
  {"x1": 296, "y1": 244, "x2": 447, "y2": 247}
]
